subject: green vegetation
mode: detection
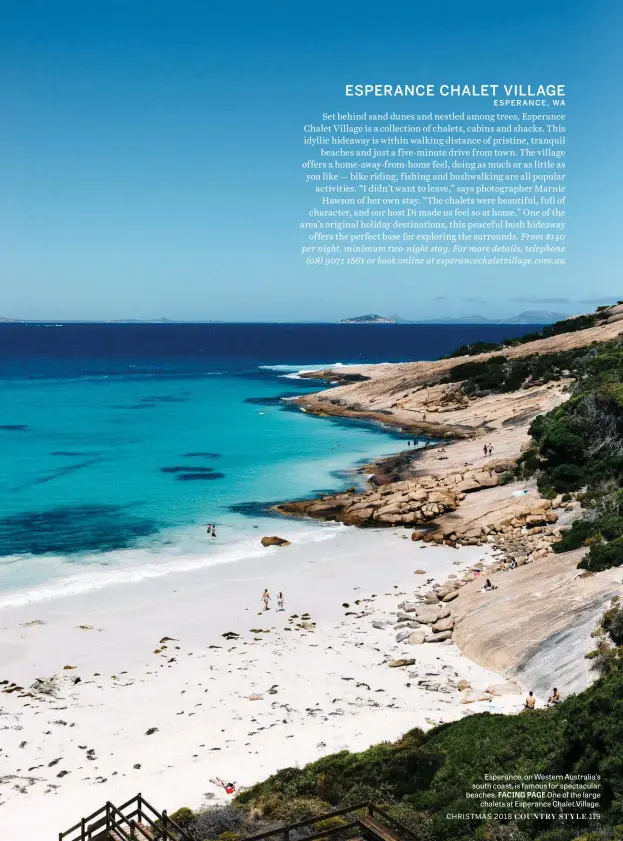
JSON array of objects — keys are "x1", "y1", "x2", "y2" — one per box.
[
  {"x1": 442, "y1": 329, "x2": 623, "y2": 572},
  {"x1": 169, "y1": 807, "x2": 196, "y2": 829},
  {"x1": 585, "y1": 599, "x2": 623, "y2": 675},
  {"x1": 169, "y1": 662, "x2": 623, "y2": 841},
  {"x1": 495, "y1": 338, "x2": 623, "y2": 570},
  {"x1": 442, "y1": 347, "x2": 587, "y2": 396},
  {"x1": 445, "y1": 311, "x2": 607, "y2": 359},
  {"x1": 170, "y1": 604, "x2": 623, "y2": 841}
]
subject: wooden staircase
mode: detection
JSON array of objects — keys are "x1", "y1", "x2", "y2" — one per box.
[
  {"x1": 215, "y1": 802, "x2": 414, "y2": 841},
  {"x1": 59, "y1": 797, "x2": 413, "y2": 841},
  {"x1": 58, "y1": 793, "x2": 193, "y2": 840}
]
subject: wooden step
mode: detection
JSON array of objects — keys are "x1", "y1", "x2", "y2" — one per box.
[{"x1": 359, "y1": 816, "x2": 401, "y2": 841}]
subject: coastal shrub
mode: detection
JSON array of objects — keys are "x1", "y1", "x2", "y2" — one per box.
[
  {"x1": 444, "y1": 311, "x2": 604, "y2": 359},
  {"x1": 235, "y1": 662, "x2": 623, "y2": 841},
  {"x1": 259, "y1": 796, "x2": 334, "y2": 823},
  {"x1": 190, "y1": 803, "x2": 249, "y2": 841},
  {"x1": 602, "y1": 599, "x2": 623, "y2": 645},
  {"x1": 445, "y1": 341, "x2": 503, "y2": 358},
  {"x1": 585, "y1": 640, "x2": 623, "y2": 676},
  {"x1": 445, "y1": 347, "x2": 593, "y2": 398},
  {"x1": 578, "y1": 536, "x2": 623, "y2": 572},
  {"x1": 552, "y1": 519, "x2": 599, "y2": 552},
  {"x1": 169, "y1": 806, "x2": 195, "y2": 828}
]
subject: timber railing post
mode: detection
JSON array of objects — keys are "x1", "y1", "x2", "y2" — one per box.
[
  {"x1": 130, "y1": 819, "x2": 137, "y2": 839},
  {"x1": 138, "y1": 792, "x2": 143, "y2": 825},
  {"x1": 284, "y1": 828, "x2": 290, "y2": 841},
  {"x1": 368, "y1": 802, "x2": 374, "y2": 817},
  {"x1": 81, "y1": 817, "x2": 86, "y2": 841},
  {"x1": 162, "y1": 809, "x2": 169, "y2": 840}
]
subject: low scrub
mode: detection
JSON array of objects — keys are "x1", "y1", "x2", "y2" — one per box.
[
  {"x1": 445, "y1": 311, "x2": 605, "y2": 359},
  {"x1": 231, "y1": 662, "x2": 623, "y2": 841}
]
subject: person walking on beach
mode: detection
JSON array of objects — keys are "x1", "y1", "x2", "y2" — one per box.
[
  {"x1": 262, "y1": 589, "x2": 271, "y2": 610},
  {"x1": 277, "y1": 591, "x2": 285, "y2": 611},
  {"x1": 488, "y1": 443, "x2": 494, "y2": 456},
  {"x1": 483, "y1": 444, "x2": 488, "y2": 457},
  {"x1": 212, "y1": 525, "x2": 216, "y2": 538}
]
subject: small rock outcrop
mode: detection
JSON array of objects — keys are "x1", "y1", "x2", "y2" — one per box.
[
  {"x1": 276, "y1": 481, "x2": 460, "y2": 527},
  {"x1": 261, "y1": 536, "x2": 291, "y2": 547}
]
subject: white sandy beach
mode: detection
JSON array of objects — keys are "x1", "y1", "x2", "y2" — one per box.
[{"x1": 0, "y1": 526, "x2": 523, "y2": 837}]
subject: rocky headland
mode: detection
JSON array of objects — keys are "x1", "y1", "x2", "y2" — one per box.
[{"x1": 278, "y1": 305, "x2": 623, "y2": 666}]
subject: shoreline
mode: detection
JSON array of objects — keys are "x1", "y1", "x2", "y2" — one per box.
[
  {"x1": 4, "y1": 312, "x2": 623, "y2": 834},
  {"x1": 0, "y1": 528, "x2": 521, "y2": 836}
]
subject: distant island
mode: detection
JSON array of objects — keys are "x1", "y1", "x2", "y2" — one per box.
[
  {"x1": 339, "y1": 310, "x2": 570, "y2": 325},
  {"x1": 339, "y1": 314, "x2": 399, "y2": 324},
  {"x1": 1, "y1": 310, "x2": 570, "y2": 325}
]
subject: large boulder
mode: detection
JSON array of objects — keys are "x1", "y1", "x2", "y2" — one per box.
[
  {"x1": 471, "y1": 471, "x2": 499, "y2": 488},
  {"x1": 432, "y1": 616, "x2": 455, "y2": 633},
  {"x1": 436, "y1": 582, "x2": 458, "y2": 599},
  {"x1": 442, "y1": 590, "x2": 459, "y2": 602},
  {"x1": 395, "y1": 629, "x2": 412, "y2": 643},
  {"x1": 407, "y1": 629, "x2": 427, "y2": 645},
  {"x1": 261, "y1": 536, "x2": 291, "y2": 547},
  {"x1": 456, "y1": 477, "x2": 481, "y2": 493},
  {"x1": 394, "y1": 621, "x2": 422, "y2": 630},
  {"x1": 415, "y1": 604, "x2": 451, "y2": 624},
  {"x1": 425, "y1": 630, "x2": 453, "y2": 643}
]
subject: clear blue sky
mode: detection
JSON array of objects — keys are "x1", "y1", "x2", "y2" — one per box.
[{"x1": 0, "y1": 0, "x2": 620, "y2": 321}]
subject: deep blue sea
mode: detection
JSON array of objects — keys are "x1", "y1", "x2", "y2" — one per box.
[{"x1": 0, "y1": 323, "x2": 537, "y2": 606}]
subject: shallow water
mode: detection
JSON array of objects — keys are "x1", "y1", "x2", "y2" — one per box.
[{"x1": 0, "y1": 322, "x2": 536, "y2": 603}]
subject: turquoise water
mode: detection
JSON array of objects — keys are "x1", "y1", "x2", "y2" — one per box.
[
  {"x1": 0, "y1": 322, "x2": 539, "y2": 606},
  {"x1": 0, "y1": 365, "x2": 411, "y2": 604}
]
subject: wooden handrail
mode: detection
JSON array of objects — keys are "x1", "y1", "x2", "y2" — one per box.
[
  {"x1": 293, "y1": 819, "x2": 361, "y2": 841},
  {"x1": 137, "y1": 792, "x2": 193, "y2": 839},
  {"x1": 367, "y1": 804, "x2": 419, "y2": 841},
  {"x1": 241, "y1": 802, "x2": 370, "y2": 841},
  {"x1": 107, "y1": 801, "x2": 152, "y2": 840},
  {"x1": 58, "y1": 796, "x2": 413, "y2": 841}
]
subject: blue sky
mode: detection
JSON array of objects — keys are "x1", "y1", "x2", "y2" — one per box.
[{"x1": 0, "y1": 0, "x2": 620, "y2": 321}]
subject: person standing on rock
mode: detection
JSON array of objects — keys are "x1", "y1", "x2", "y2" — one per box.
[{"x1": 262, "y1": 589, "x2": 271, "y2": 610}]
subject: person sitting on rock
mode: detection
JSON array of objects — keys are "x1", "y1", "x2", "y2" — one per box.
[
  {"x1": 547, "y1": 687, "x2": 561, "y2": 706},
  {"x1": 524, "y1": 691, "x2": 536, "y2": 710},
  {"x1": 483, "y1": 578, "x2": 497, "y2": 591}
]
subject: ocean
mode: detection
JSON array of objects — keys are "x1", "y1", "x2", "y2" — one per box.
[{"x1": 0, "y1": 322, "x2": 536, "y2": 606}]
